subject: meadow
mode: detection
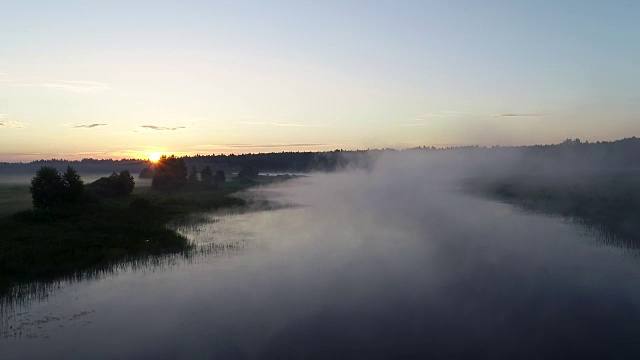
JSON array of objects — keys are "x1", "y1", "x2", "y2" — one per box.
[
  {"x1": 464, "y1": 170, "x2": 640, "y2": 247},
  {"x1": 0, "y1": 185, "x2": 32, "y2": 217},
  {"x1": 0, "y1": 175, "x2": 294, "y2": 297}
]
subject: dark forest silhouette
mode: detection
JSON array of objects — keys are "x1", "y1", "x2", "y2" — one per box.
[{"x1": 2, "y1": 137, "x2": 639, "y2": 177}]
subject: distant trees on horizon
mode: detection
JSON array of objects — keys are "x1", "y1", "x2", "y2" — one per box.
[
  {"x1": 15, "y1": 137, "x2": 640, "y2": 178},
  {"x1": 149, "y1": 156, "x2": 228, "y2": 191}
]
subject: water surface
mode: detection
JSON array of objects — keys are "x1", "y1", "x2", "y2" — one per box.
[{"x1": 2, "y1": 170, "x2": 639, "y2": 359}]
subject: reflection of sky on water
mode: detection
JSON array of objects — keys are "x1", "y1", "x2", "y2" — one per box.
[{"x1": 2, "y1": 167, "x2": 640, "y2": 359}]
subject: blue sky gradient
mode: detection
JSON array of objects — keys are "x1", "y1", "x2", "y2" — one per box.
[{"x1": 1, "y1": 1, "x2": 638, "y2": 160}]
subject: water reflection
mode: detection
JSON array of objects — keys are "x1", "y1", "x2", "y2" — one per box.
[{"x1": 2, "y1": 173, "x2": 640, "y2": 359}]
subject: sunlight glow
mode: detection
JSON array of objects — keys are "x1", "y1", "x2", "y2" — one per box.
[{"x1": 149, "y1": 153, "x2": 162, "y2": 163}]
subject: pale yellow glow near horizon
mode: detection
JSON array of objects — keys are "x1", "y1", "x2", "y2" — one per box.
[{"x1": 148, "y1": 153, "x2": 162, "y2": 163}]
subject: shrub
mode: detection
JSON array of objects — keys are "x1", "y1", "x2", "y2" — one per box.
[{"x1": 89, "y1": 170, "x2": 135, "y2": 198}]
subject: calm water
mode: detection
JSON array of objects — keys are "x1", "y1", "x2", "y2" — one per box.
[{"x1": 2, "y1": 169, "x2": 640, "y2": 359}]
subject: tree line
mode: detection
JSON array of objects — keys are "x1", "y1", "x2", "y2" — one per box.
[
  {"x1": 29, "y1": 166, "x2": 135, "y2": 208},
  {"x1": 147, "y1": 155, "x2": 263, "y2": 191}
]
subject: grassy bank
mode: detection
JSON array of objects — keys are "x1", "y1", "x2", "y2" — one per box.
[
  {"x1": 464, "y1": 172, "x2": 640, "y2": 246},
  {"x1": 0, "y1": 175, "x2": 295, "y2": 297},
  {"x1": 0, "y1": 184, "x2": 32, "y2": 217}
]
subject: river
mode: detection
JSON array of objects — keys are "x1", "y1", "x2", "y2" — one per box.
[{"x1": 1, "y1": 168, "x2": 639, "y2": 359}]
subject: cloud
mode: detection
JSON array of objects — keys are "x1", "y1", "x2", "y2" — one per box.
[
  {"x1": 10, "y1": 80, "x2": 111, "y2": 93},
  {"x1": 493, "y1": 113, "x2": 545, "y2": 118},
  {"x1": 0, "y1": 121, "x2": 25, "y2": 128},
  {"x1": 141, "y1": 125, "x2": 186, "y2": 131},
  {"x1": 398, "y1": 113, "x2": 444, "y2": 127},
  {"x1": 73, "y1": 123, "x2": 108, "y2": 128},
  {"x1": 194, "y1": 143, "x2": 327, "y2": 150},
  {"x1": 227, "y1": 143, "x2": 326, "y2": 148},
  {"x1": 0, "y1": 114, "x2": 25, "y2": 128},
  {"x1": 399, "y1": 119, "x2": 438, "y2": 127},
  {"x1": 238, "y1": 121, "x2": 327, "y2": 127},
  {"x1": 398, "y1": 111, "x2": 545, "y2": 126}
]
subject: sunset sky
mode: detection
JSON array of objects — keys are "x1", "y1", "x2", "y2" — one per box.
[{"x1": 1, "y1": 1, "x2": 639, "y2": 161}]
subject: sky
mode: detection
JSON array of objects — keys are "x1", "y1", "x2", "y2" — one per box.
[{"x1": 1, "y1": 0, "x2": 639, "y2": 161}]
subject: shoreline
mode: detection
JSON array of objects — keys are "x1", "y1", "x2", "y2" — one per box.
[{"x1": 0, "y1": 175, "x2": 297, "y2": 298}]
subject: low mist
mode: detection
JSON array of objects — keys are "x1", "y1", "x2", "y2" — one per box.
[{"x1": 2, "y1": 150, "x2": 639, "y2": 359}]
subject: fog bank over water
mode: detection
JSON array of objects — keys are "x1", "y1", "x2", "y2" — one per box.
[{"x1": 2, "y1": 151, "x2": 640, "y2": 359}]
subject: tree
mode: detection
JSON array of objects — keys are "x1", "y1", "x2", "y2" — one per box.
[
  {"x1": 30, "y1": 166, "x2": 65, "y2": 208},
  {"x1": 237, "y1": 166, "x2": 258, "y2": 180},
  {"x1": 152, "y1": 155, "x2": 188, "y2": 191},
  {"x1": 213, "y1": 170, "x2": 226, "y2": 184},
  {"x1": 62, "y1": 166, "x2": 84, "y2": 202},
  {"x1": 200, "y1": 165, "x2": 213, "y2": 185},
  {"x1": 139, "y1": 167, "x2": 154, "y2": 179},
  {"x1": 115, "y1": 170, "x2": 135, "y2": 196},
  {"x1": 89, "y1": 170, "x2": 135, "y2": 197},
  {"x1": 188, "y1": 166, "x2": 199, "y2": 184},
  {"x1": 151, "y1": 172, "x2": 178, "y2": 192}
]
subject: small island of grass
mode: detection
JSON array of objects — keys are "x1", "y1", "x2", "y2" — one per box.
[{"x1": 0, "y1": 156, "x2": 295, "y2": 297}]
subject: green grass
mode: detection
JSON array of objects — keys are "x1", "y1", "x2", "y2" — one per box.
[
  {"x1": 0, "y1": 185, "x2": 32, "y2": 217},
  {"x1": 0, "y1": 176, "x2": 293, "y2": 297}
]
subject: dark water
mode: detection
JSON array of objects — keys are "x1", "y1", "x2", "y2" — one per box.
[{"x1": 1, "y1": 169, "x2": 639, "y2": 359}]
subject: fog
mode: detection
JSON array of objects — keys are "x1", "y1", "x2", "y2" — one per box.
[{"x1": 2, "y1": 151, "x2": 640, "y2": 359}]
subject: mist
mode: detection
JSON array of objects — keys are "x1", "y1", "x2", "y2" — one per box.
[{"x1": 3, "y1": 150, "x2": 639, "y2": 359}]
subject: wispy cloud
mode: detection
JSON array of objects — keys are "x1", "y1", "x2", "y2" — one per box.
[
  {"x1": 0, "y1": 114, "x2": 25, "y2": 128},
  {"x1": 398, "y1": 113, "x2": 444, "y2": 127},
  {"x1": 399, "y1": 119, "x2": 439, "y2": 127},
  {"x1": 399, "y1": 111, "x2": 544, "y2": 126},
  {"x1": 9, "y1": 80, "x2": 112, "y2": 93},
  {"x1": 73, "y1": 123, "x2": 108, "y2": 128},
  {"x1": 0, "y1": 121, "x2": 25, "y2": 128},
  {"x1": 194, "y1": 143, "x2": 327, "y2": 149},
  {"x1": 493, "y1": 113, "x2": 545, "y2": 118},
  {"x1": 238, "y1": 121, "x2": 327, "y2": 127},
  {"x1": 141, "y1": 125, "x2": 186, "y2": 131},
  {"x1": 227, "y1": 143, "x2": 326, "y2": 148}
]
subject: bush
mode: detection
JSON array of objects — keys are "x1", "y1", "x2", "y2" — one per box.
[{"x1": 89, "y1": 170, "x2": 135, "y2": 198}]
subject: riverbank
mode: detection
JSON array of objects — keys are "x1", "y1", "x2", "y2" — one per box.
[
  {"x1": 0, "y1": 175, "x2": 296, "y2": 297},
  {"x1": 463, "y1": 171, "x2": 640, "y2": 246}
]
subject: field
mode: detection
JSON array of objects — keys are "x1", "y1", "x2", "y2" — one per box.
[
  {"x1": 0, "y1": 185, "x2": 32, "y2": 217},
  {"x1": 0, "y1": 175, "x2": 295, "y2": 297},
  {"x1": 464, "y1": 170, "x2": 640, "y2": 246}
]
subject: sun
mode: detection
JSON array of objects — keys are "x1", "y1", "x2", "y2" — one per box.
[{"x1": 148, "y1": 153, "x2": 162, "y2": 163}]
